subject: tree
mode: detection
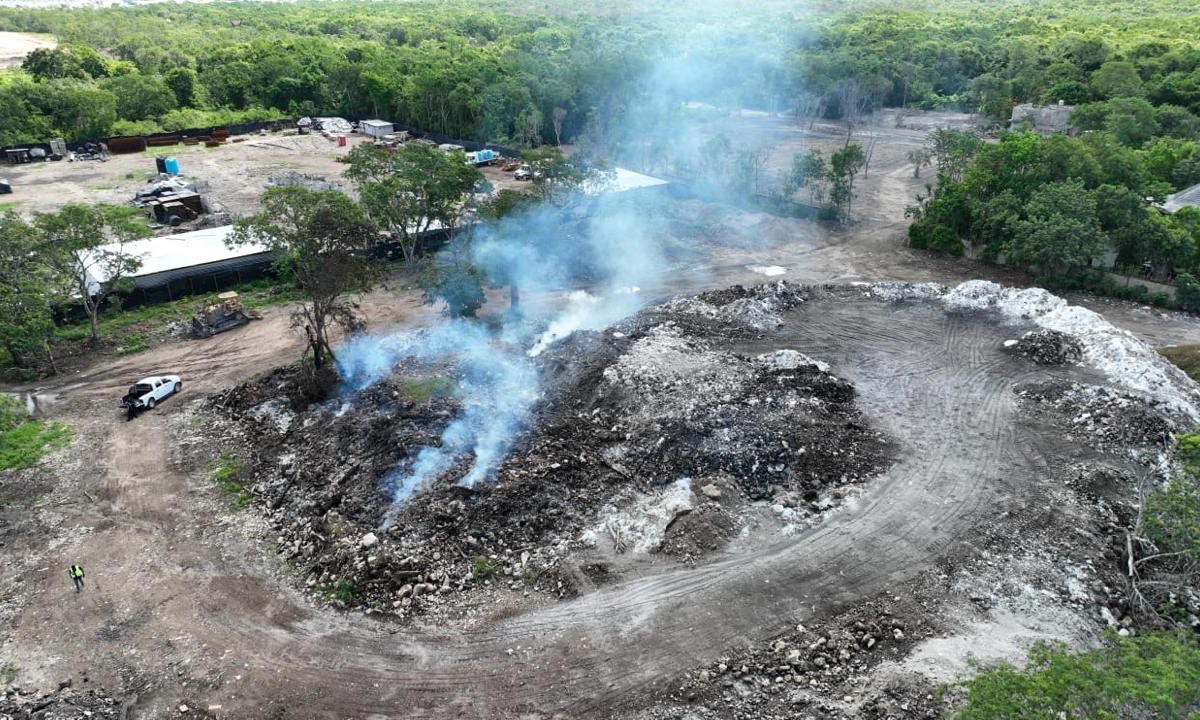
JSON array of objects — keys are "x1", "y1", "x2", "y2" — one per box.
[
  {"x1": 927, "y1": 128, "x2": 982, "y2": 183},
  {"x1": 473, "y1": 189, "x2": 538, "y2": 312},
  {"x1": 1104, "y1": 97, "x2": 1160, "y2": 147},
  {"x1": 551, "y1": 106, "x2": 568, "y2": 146},
  {"x1": 21, "y1": 48, "x2": 87, "y2": 82},
  {"x1": 972, "y1": 73, "x2": 1012, "y2": 124},
  {"x1": 36, "y1": 80, "x2": 117, "y2": 142},
  {"x1": 786, "y1": 149, "x2": 828, "y2": 206},
  {"x1": 0, "y1": 212, "x2": 56, "y2": 370},
  {"x1": 420, "y1": 245, "x2": 486, "y2": 318},
  {"x1": 163, "y1": 66, "x2": 200, "y2": 108},
  {"x1": 1007, "y1": 179, "x2": 1106, "y2": 273},
  {"x1": 523, "y1": 146, "x2": 597, "y2": 207},
  {"x1": 33, "y1": 205, "x2": 144, "y2": 344},
  {"x1": 828, "y1": 143, "x2": 866, "y2": 223},
  {"x1": 1090, "y1": 61, "x2": 1145, "y2": 99},
  {"x1": 100, "y1": 73, "x2": 177, "y2": 122},
  {"x1": 907, "y1": 148, "x2": 932, "y2": 178},
  {"x1": 230, "y1": 187, "x2": 376, "y2": 370},
  {"x1": 345, "y1": 143, "x2": 482, "y2": 265}
]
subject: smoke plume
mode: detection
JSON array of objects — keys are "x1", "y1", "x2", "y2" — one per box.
[{"x1": 335, "y1": 12, "x2": 794, "y2": 512}]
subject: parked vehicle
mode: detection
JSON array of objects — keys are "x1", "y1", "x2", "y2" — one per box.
[
  {"x1": 514, "y1": 165, "x2": 532, "y2": 180},
  {"x1": 121, "y1": 374, "x2": 182, "y2": 419},
  {"x1": 190, "y1": 292, "x2": 261, "y2": 338}
]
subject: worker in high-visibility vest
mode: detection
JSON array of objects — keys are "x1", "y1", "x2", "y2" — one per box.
[{"x1": 68, "y1": 565, "x2": 85, "y2": 593}]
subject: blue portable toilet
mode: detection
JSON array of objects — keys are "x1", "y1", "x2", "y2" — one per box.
[{"x1": 164, "y1": 157, "x2": 180, "y2": 175}]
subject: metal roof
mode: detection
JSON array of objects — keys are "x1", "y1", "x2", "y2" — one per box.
[
  {"x1": 1164, "y1": 182, "x2": 1200, "y2": 214},
  {"x1": 81, "y1": 225, "x2": 273, "y2": 293}
]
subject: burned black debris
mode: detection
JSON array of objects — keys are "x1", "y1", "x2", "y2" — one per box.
[
  {"x1": 1011, "y1": 329, "x2": 1084, "y2": 365},
  {"x1": 199, "y1": 283, "x2": 894, "y2": 617}
]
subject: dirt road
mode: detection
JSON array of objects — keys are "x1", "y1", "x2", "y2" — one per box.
[{"x1": 4, "y1": 292, "x2": 1108, "y2": 718}]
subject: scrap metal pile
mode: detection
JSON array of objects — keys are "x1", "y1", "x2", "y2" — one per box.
[{"x1": 198, "y1": 283, "x2": 894, "y2": 617}]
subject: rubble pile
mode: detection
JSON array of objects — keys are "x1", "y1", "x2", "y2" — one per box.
[
  {"x1": 0, "y1": 685, "x2": 121, "y2": 719},
  {"x1": 1017, "y1": 381, "x2": 1174, "y2": 449},
  {"x1": 660, "y1": 591, "x2": 946, "y2": 720},
  {"x1": 652, "y1": 282, "x2": 807, "y2": 335},
  {"x1": 1010, "y1": 329, "x2": 1083, "y2": 365},
  {"x1": 203, "y1": 283, "x2": 893, "y2": 616}
]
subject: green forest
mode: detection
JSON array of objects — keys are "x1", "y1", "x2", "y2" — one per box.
[{"x1": 3, "y1": 0, "x2": 1200, "y2": 147}]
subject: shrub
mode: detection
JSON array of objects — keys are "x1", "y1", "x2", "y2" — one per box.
[
  {"x1": 471, "y1": 556, "x2": 498, "y2": 579},
  {"x1": 909, "y1": 220, "x2": 962, "y2": 255},
  {"x1": 332, "y1": 578, "x2": 355, "y2": 602},
  {"x1": 1176, "y1": 272, "x2": 1200, "y2": 312},
  {"x1": 955, "y1": 633, "x2": 1200, "y2": 719},
  {"x1": 0, "y1": 395, "x2": 72, "y2": 471},
  {"x1": 212, "y1": 452, "x2": 252, "y2": 508}
]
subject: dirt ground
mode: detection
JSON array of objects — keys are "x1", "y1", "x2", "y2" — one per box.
[
  {"x1": 0, "y1": 31, "x2": 55, "y2": 69},
  {"x1": 1, "y1": 131, "x2": 528, "y2": 220},
  {"x1": 2, "y1": 109, "x2": 1199, "y2": 719}
]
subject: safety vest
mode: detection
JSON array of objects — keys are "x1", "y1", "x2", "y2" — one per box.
[{"x1": 69, "y1": 565, "x2": 84, "y2": 579}]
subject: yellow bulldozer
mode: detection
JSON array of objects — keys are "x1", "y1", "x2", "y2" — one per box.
[{"x1": 190, "y1": 291, "x2": 262, "y2": 339}]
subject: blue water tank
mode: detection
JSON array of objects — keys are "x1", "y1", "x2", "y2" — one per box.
[{"x1": 164, "y1": 157, "x2": 180, "y2": 175}]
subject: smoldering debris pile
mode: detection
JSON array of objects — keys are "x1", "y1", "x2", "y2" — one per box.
[
  {"x1": 1010, "y1": 329, "x2": 1083, "y2": 365},
  {"x1": 202, "y1": 283, "x2": 893, "y2": 617}
]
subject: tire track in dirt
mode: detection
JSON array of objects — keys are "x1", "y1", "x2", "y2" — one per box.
[
  {"x1": 8, "y1": 292, "x2": 1103, "y2": 718},
  {"x1": 139, "y1": 293, "x2": 1100, "y2": 718}
]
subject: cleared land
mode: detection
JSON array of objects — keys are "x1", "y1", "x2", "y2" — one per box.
[
  {"x1": 2, "y1": 111, "x2": 1199, "y2": 719},
  {"x1": 0, "y1": 31, "x2": 53, "y2": 68}
]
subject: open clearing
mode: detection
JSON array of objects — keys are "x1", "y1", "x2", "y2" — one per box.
[
  {"x1": 2, "y1": 110, "x2": 1199, "y2": 719},
  {"x1": 0, "y1": 31, "x2": 54, "y2": 68}
]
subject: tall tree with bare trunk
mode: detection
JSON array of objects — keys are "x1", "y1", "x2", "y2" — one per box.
[{"x1": 230, "y1": 187, "x2": 377, "y2": 370}]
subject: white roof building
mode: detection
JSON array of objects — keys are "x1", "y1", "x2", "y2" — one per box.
[{"x1": 81, "y1": 225, "x2": 274, "y2": 300}]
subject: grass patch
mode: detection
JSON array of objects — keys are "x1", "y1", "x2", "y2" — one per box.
[
  {"x1": 954, "y1": 633, "x2": 1200, "y2": 719},
  {"x1": 211, "y1": 451, "x2": 252, "y2": 508},
  {"x1": 1160, "y1": 345, "x2": 1200, "y2": 383},
  {"x1": 400, "y1": 377, "x2": 456, "y2": 403},
  {"x1": 0, "y1": 201, "x2": 22, "y2": 211},
  {"x1": 116, "y1": 332, "x2": 149, "y2": 355},
  {"x1": 0, "y1": 661, "x2": 17, "y2": 685},
  {"x1": 470, "y1": 556, "x2": 499, "y2": 579},
  {"x1": 47, "y1": 277, "x2": 303, "y2": 357},
  {"x1": 0, "y1": 396, "x2": 72, "y2": 471},
  {"x1": 332, "y1": 578, "x2": 355, "y2": 603}
]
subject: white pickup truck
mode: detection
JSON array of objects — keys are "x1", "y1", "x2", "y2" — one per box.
[{"x1": 121, "y1": 375, "x2": 182, "y2": 418}]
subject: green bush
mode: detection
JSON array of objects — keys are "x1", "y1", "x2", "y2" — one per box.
[
  {"x1": 1141, "y1": 433, "x2": 1200, "y2": 565},
  {"x1": 0, "y1": 395, "x2": 72, "y2": 471},
  {"x1": 211, "y1": 451, "x2": 252, "y2": 508},
  {"x1": 470, "y1": 556, "x2": 498, "y2": 579},
  {"x1": 956, "y1": 633, "x2": 1200, "y2": 720},
  {"x1": 909, "y1": 220, "x2": 963, "y2": 255},
  {"x1": 1160, "y1": 345, "x2": 1200, "y2": 382},
  {"x1": 1176, "y1": 273, "x2": 1200, "y2": 312},
  {"x1": 332, "y1": 577, "x2": 355, "y2": 603}
]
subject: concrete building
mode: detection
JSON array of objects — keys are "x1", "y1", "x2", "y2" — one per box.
[
  {"x1": 1010, "y1": 102, "x2": 1076, "y2": 134},
  {"x1": 360, "y1": 120, "x2": 394, "y2": 139}
]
